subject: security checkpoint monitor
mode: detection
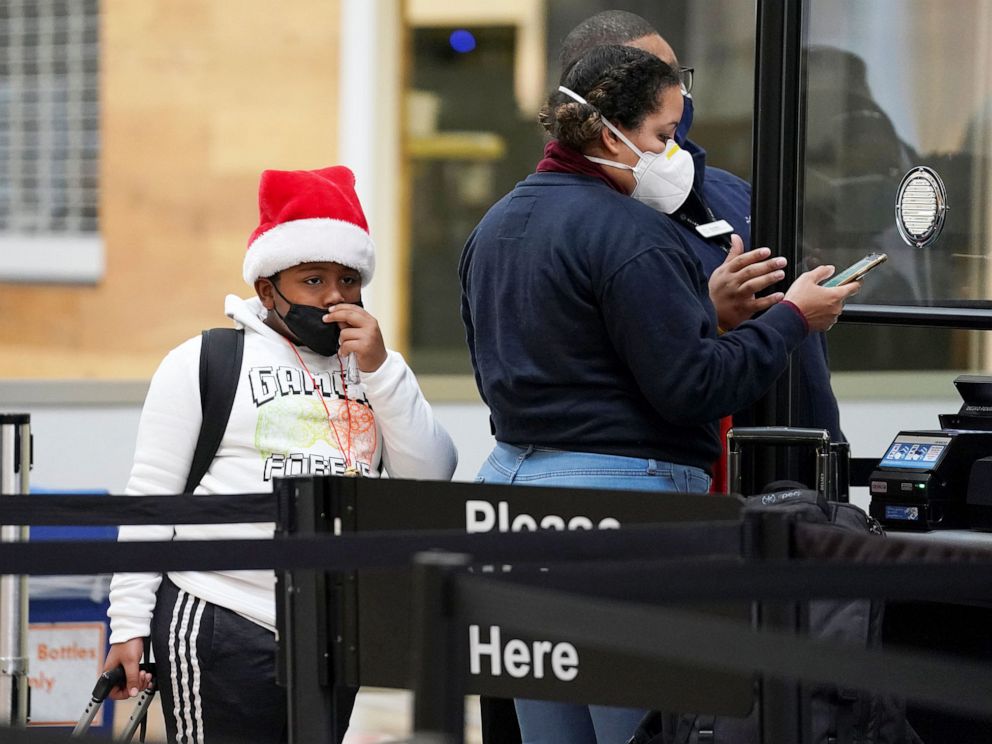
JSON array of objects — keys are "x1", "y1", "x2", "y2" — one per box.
[
  {"x1": 869, "y1": 431, "x2": 992, "y2": 531},
  {"x1": 869, "y1": 376, "x2": 992, "y2": 531}
]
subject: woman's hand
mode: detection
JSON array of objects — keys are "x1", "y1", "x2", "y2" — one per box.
[
  {"x1": 784, "y1": 265, "x2": 862, "y2": 332},
  {"x1": 709, "y1": 234, "x2": 787, "y2": 330},
  {"x1": 324, "y1": 304, "x2": 388, "y2": 373}
]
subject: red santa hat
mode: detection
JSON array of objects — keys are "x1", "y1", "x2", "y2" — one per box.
[{"x1": 243, "y1": 165, "x2": 375, "y2": 286}]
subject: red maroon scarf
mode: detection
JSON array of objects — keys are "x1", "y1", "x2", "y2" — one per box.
[{"x1": 536, "y1": 140, "x2": 626, "y2": 193}]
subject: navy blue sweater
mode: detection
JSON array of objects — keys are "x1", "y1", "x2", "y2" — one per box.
[
  {"x1": 459, "y1": 171, "x2": 808, "y2": 472},
  {"x1": 679, "y1": 140, "x2": 843, "y2": 441}
]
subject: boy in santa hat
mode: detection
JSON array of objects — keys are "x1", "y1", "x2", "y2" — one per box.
[{"x1": 102, "y1": 165, "x2": 458, "y2": 743}]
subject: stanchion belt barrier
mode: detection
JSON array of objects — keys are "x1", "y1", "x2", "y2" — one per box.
[
  {"x1": 0, "y1": 483, "x2": 989, "y2": 599},
  {"x1": 453, "y1": 555, "x2": 992, "y2": 604},
  {"x1": 0, "y1": 492, "x2": 274, "y2": 525},
  {"x1": 3, "y1": 482, "x2": 992, "y2": 727},
  {"x1": 795, "y1": 519, "x2": 992, "y2": 562},
  {"x1": 280, "y1": 476, "x2": 754, "y2": 707},
  {"x1": 3, "y1": 530, "x2": 986, "y2": 596},
  {"x1": 453, "y1": 575, "x2": 992, "y2": 718},
  {"x1": 0, "y1": 534, "x2": 990, "y2": 724},
  {"x1": 0, "y1": 527, "x2": 987, "y2": 603},
  {"x1": 0, "y1": 522, "x2": 743, "y2": 575}
]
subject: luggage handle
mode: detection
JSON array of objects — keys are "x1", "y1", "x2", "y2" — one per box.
[
  {"x1": 726, "y1": 426, "x2": 834, "y2": 506},
  {"x1": 72, "y1": 663, "x2": 156, "y2": 741},
  {"x1": 72, "y1": 666, "x2": 125, "y2": 736},
  {"x1": 727, "y1": 426, "x2": 832, "y2": 448}
]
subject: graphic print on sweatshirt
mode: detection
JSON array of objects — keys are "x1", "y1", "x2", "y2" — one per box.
[{"x1": 248, "y1": 364, "x2": 376, "y2": 479}]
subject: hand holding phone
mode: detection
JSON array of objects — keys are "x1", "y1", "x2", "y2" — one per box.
[
  {"x1": 785, "y1": 262, "x2": 864, "y2": 332},
  {"x1": 821, "y1": 252, "x2": 887, "y2": 287}
]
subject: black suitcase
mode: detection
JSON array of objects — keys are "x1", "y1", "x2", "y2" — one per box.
[{"x1": 628, "y1": 427, "x2": 920, "y2": 744}]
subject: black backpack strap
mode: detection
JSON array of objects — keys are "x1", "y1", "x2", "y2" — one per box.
[{"x1": 183, "y1": 328, "x2": 244, "y2": 494}]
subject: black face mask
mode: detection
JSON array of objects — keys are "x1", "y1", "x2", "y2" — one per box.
[{"x1": 270, "y1": 281, "x2": 362, "y2": 357}]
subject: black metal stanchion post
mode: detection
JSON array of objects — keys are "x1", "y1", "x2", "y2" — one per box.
[
  {"x1": 276, "y1": 476, "x2": 337, "y2": 744},
  {"x1": 750, "y1": 510, "x2": 803, "y2": 744},
  {"x1": 410, "y1": 551, "x2": 470, "y2": 744}
]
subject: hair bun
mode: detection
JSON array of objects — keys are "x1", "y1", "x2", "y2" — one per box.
[{"x1": 538, "y1": 98, "x2": 603, "y2": 143}]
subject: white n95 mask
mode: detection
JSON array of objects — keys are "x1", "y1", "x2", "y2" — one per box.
[{"x1": 558, "y1": 85, "x2": 695, "y2": 214}]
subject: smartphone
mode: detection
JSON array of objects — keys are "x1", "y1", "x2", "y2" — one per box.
[{"x1": 821, "y1": 252, "x2": 887, "y2": 287}]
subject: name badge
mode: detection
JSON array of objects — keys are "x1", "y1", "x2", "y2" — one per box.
[{"x1": 695, "y1": 219, "x2": 734, "y2": 238}]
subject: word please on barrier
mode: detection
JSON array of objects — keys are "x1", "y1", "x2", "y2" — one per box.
[{"x1": 465, "y1": 500, "x2": 620, "y2": 532}]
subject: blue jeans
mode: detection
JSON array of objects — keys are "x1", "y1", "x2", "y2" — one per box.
[{"x1": 475, "y1": 443, "x2": 711, "y2": 744}]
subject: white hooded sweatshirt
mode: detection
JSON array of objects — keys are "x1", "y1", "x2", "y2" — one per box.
[{"x1": 108, "y1": 295, "x2": 458, "y2": 643}]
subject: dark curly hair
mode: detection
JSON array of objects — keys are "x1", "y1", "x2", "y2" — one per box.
[{"x1": 539, "y1": 45, "x2": 680, "y2": 151}]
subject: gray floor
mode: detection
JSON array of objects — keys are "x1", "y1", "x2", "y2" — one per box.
[{"x1": 112, "y1": 689, "x2": 483, "y2": 743}]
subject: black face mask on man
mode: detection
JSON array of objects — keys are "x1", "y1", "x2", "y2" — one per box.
[{"x1": 270, "y1": 280, "x2": 362, "y2": 357}]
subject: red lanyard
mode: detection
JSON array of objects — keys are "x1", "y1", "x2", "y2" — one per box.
[{"x1": 286, "y1": 340, "x2": 361, "y2": 476}]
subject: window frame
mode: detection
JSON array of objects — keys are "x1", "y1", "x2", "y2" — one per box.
[{"x1": 0, "y1": 0, "x2": 103, "y2": 284}]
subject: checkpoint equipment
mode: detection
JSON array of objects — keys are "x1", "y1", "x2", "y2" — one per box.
[
  {"x1": 869, "y1": 430, "x2": 992, "y2": 531},
  {"x1": 869, "y1": 376, "x2": 992, "y2": 530}
]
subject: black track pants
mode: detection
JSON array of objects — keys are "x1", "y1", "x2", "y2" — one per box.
[
  {"x1": 150, "y1": 577, "x2": 285, "y2": 743},
  {"x1": 150, "y1": 577, "x2": 358, "y2": 744}
]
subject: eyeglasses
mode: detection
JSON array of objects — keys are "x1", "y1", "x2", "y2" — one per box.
[{"x1": 678, "y1": 66, "x2": 694, "y2": 95}]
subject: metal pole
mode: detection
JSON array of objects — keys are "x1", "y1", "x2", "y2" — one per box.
[
  {"x1": 410, "y1": 551, "x2": 470, "y2": 744},
  {"x1": 0, "y1": 414, "x2": 31, "y2": 727},
  {"x1": 751, "y1": 0, "x2": 807, "y2": 489},
  {"x1": 748, "y1": 509, "x2": 803, "y2": 744},
  {"x1": 276, "y1": 476, "x2": 337, "y2": 744}
]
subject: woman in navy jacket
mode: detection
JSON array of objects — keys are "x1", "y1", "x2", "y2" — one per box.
[{"x1": 458, "y1": 45, "x2": 858, "y2": 744}]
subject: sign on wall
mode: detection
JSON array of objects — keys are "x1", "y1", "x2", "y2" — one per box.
[{"x1": 28, "y1": 622, "x2": 106, "y2": 727}]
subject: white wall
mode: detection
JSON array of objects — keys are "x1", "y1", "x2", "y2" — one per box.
[
  {"x1": 0, "y1": 399, "x2": 495, "y2": 493},
  {"x1": 0, "y1": 386, "x2": 958, "y2": 495},
  {"x1": 3, "y1": 405, "x2": 140, "y2": 492},
  {"x1": 841, "y1": 397, "x2": 959, "y2": 461}
]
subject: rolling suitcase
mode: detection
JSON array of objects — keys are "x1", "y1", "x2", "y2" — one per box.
[
  {"x1": 72, "y1": 664, "x2": 156, "y2": 741},
  {"x1": 628, "y1": 427, "x2": 919, "y2": 743}
]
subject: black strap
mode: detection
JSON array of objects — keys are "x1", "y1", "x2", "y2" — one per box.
[
  {"x1": 673, "y1": 188, "x2": 733, "y2": 253},
  {"x1": 183, "y1": 328, "x2": 244, "y2": 494}
]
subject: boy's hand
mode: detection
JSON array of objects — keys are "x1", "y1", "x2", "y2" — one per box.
[
  {"x1": 324, "y1": 304, "x2": 388, "y2": 373},
  {"x1": 103, "y1": 638, "x2": 151, "y2": 701},
  {"x1": 709, "y1": 234, "x2": 787, "y2": 330}
]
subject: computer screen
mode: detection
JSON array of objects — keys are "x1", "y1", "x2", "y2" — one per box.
[{"x1": 878, "y1": 434, "x2": 952, "y2": 471}]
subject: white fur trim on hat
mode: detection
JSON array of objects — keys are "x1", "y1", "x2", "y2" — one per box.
[{"x1": 243, "y1": 217, "x2": 376, "y2": 286}]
